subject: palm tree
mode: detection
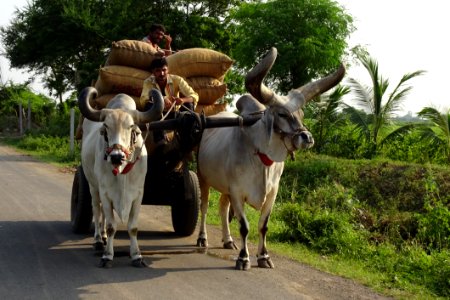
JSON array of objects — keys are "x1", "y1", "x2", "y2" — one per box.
[
  {"x1": 417, "y1": 107, "x2": 450, "y2": 163},
  {"x1": 347, "y1": 52, "x2": 425, "y2": 158},
  {"x1": 308, "y1": 85, "x2": 350, "y2": 153}
]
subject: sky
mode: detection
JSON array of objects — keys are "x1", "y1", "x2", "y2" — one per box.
[{"x1": 1, "y1": 0, "x2": 449, "y2": 116}]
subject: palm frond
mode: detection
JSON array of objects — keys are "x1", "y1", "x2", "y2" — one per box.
[
  {"x1": 419, "y1": 126, "x2": 446, "y2": 149},
  {"x1": 418, "y1": 107, "x2": 450, "y2": 136},
  {"x1": 348, "y1": 77, "x2": 373, "y2": 113},
  {"x1": 342, "y1": 103, "x2": 371, "y2": 141},
  {"x1": 379, "y1": 123, "x2": 423, "y2": 147}
]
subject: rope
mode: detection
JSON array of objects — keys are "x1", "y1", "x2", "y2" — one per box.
[{"x1": 161, "y1": 101, "x2": 177, "y2": 120}]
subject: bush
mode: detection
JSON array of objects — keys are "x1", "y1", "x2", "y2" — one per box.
[
  {"x1": 277, "y1": 202, "x2": 367, "y2": 256},
  {"x1": 7, "y1": 134, "x2": 81, "y2": 165},
  {"x1": 416, "y1": 204, "x2": 450, "y2": 250}
]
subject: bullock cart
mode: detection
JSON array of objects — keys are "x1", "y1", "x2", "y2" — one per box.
[
  {"x1": 70, "y1": 42, "x2": 245, "y2": 237},
  {"x1": 70, "y1": 108, "x2": 262, "y2": 236}
]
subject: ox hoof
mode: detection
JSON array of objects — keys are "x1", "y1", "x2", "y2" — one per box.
[
  {"x1": 132, "y1": 257, "x2": 148, "y2": 268},
  {"x1": 257, "y1": 257, "x2": 275, "y2": 268},
  {"x1": 99, "y1": 258, "x2": 113, "y2": 268},
  {"x1": 196, "y1": 238, "x2": 208, "y2": 248},
  {"x1": 93, "y1": 241, "x2": 105, "y2": 252},
  {"x1": 235, "y1": 258, "x2": 251, "y2": 271},
  {"x1": 223, "y1": 241, "x2": 238, "y2": 250}
]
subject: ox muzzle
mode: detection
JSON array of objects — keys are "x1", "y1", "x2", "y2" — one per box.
[
  {"x1": 105, "y1": 144, "x2": 131, "y2": 166},
  {"x1": 282, "y1": 128, "x2": 314, "y2": 152}
]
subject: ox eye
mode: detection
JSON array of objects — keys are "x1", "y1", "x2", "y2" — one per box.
[{"x1": 278, "y1": 113, "x2": 289, "y2": 119}]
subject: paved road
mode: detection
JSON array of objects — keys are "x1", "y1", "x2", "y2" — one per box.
[{"x1": 0, "y1": 144, "x2": 391, "y2": 300}]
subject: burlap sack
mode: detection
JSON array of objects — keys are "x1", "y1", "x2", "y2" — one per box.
[
  {"x1": 94, "y1": 65, "x2": 151, "y2": 97},
  {"x1": 167, "y1": 48, "x2": 233, "y2": 79},
  {"x1": 105, "y1": 40, "x2": 160, "y2": 70},
  {"x1": 195, "y1": 103, "x2": 227, "y2": 116},
  {"x1": 186, "y1": 77, "x2": 227, "y2": 105}
]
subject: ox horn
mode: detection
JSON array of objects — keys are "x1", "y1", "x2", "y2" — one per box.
[
  {"x1": 133, "y1": 89, "x2": 164, "y2": 124},
  {"x1": 245, "y1": 47, "x2": 277, "y2": 105},
  {"x1": 295, "y1": 64, "x2": 346, "y2": 103},
  {"x1": 78, "y1": 87, "x2": 102, "y2": 122}
]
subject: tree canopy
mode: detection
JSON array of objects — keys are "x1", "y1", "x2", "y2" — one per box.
[
  {"x1": 1, "y1": 0, "x2": 353, "y2": 101},
  {"x1": 230, "y1": 0, "x2": 353, "y2": 93}
]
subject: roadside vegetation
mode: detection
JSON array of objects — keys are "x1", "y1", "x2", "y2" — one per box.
[{"x1": 1, "y1": 0, "x2": 449, "y2": 299}]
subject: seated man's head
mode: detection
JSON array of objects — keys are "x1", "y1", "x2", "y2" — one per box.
[
  {"x1": 150, "y1": 58, "x2": 169, "y2": 85},
  {"x1": 148, "y1": 23, "x2": 166, "y2": 44}
]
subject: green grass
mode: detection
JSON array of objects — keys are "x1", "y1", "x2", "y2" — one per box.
[
  {"x1": 205, "y1": 194, "x2": 447, "y2": 299},
  {"x1": 1, "y1": 134, "x2": 81, "y2": 168}
]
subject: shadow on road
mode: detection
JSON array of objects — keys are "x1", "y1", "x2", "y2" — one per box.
[{"x1": 0, "y1": 220, "x2": 235, "y2": 299}]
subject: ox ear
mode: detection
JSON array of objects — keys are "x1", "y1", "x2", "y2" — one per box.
[
  {"x1": 131, "y1": 124, "x2": 142, "y2": 144},
  {"x1": 132, "y1": 124, "x2": 142, "y2": 135},
  {"x1": 99, "y1": 124, "x2": 108, "y2": 142}
]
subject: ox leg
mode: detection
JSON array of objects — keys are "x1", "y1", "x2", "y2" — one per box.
[
  {"x1": 91, "y1": 190, "x2": 105, "y2": 252},
  {"x1": 232, "y1": 200, "x2": 250, "y2": 270},
  {"x1": 196, "y1": 177, "x2": 209, "y2": 248},
  {"x1": 219, "y1": 194, "x2": 237, "y2": 249},
  {"x1": 99, "y1": 201, "x2": 116, "y2": 268},
  {"x1": 128, "y1": 200, "x2": 147, "y2": 268},
  {"x1": 257, "y1": 192, "x2": 276, "y2": 269}
]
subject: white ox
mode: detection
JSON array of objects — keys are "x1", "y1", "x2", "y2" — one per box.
[
  {"x1": 196, "y1": 47, "x2": 345, "y2": 270},
  {"x1": 79, "y1": 87, "x2": 163, "y2": 268}
]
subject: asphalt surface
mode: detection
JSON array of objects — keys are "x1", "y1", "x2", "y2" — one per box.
[{"x1": 0, "y1": 143, "x2": 392, "y2": 300}]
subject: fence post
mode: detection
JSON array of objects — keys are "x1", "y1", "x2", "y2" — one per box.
[
  {"x1": 27, "y1": 98, "x2": 31, "y2": 131},
  {"x1": 19, "y1": 102, "x2": 23, "y2": 136},
  {"x1": 70, "y1": 108, "x2": 75, "y2": 155}
]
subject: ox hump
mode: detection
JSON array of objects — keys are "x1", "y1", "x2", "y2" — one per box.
[
  {"x1": 236, "y1": 95, "x2": 266, "y2": 116},
  {"x1": 106, "y1": 94, "x2": 137, "y2": 111}
]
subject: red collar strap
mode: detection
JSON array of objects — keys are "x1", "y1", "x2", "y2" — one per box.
[{"x1": 256, "y1": 151, "x2": 274, "y2": 166}]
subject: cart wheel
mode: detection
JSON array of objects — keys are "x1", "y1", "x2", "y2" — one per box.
[
  {"x1": 171, "y1": 170, "x2": 200, "y2": 236},
  {"x1": 71, "y1": 165, "x2": 93, "y2": 233}
]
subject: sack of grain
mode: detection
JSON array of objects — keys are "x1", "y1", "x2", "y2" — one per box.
[
  {"x1": 195, "y1": 103, "x2": 227, "y2": 116},
  {"x1": 105, "y1": 40, "x2": 160, "y2": 70},
  {"x1": 167, "y1": 48, "x2": 233, "y2": 79},
  {"x1": 186, "y1": 77, "x2": 227, "y2": 105},
  {"x1": 94, "y1": 65, "x2": 151, "y2": 97}
]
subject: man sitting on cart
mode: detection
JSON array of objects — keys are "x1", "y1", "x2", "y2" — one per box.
[
  {"x1": 142, "y1": 23, "x2": 173, "y2": 57},
  {"x1": 140, "y1": 57, "x2": 199, "y2": 147}
]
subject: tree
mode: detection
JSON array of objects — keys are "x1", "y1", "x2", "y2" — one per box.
[
  {"x1": 1, "y1": 0, "x2": 240, "y2": 100},
  {"x1": 230, "y1": 0, "x2": 353, "y2": 93},
  {"x1": 417, "y1": 107, "x2": 450, "y2": 163},
  {"x1": 347, "y1": 52, "x2": 425, "y2": 158},
  {"x1": 0, "y1": 82, "x2": 56, "y2": 131},
  {"x1": 307, "y1": 85, "x2": 350, "y2": 153}
]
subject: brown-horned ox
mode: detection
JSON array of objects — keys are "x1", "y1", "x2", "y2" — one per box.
[
  {"x1": 196, "y1": 47, "x2": 345, "y2": 270},
  {"x1": 79, "y1": 87, "x2": 163, "y2": 268}
]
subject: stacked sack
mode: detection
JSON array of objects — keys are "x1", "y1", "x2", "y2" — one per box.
[
  {"x1": 76, "y1": 40, "x2": 233, "y2": 139},
  {"x1": 166, "y1": 48, "x2": 233, "y2": 116},
  {"x1": 94, "y1": 41, "x2": 233, "y2": 114},
  {"x1": 93, "y1": 39, "x2": 158, "y2": 110}
]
